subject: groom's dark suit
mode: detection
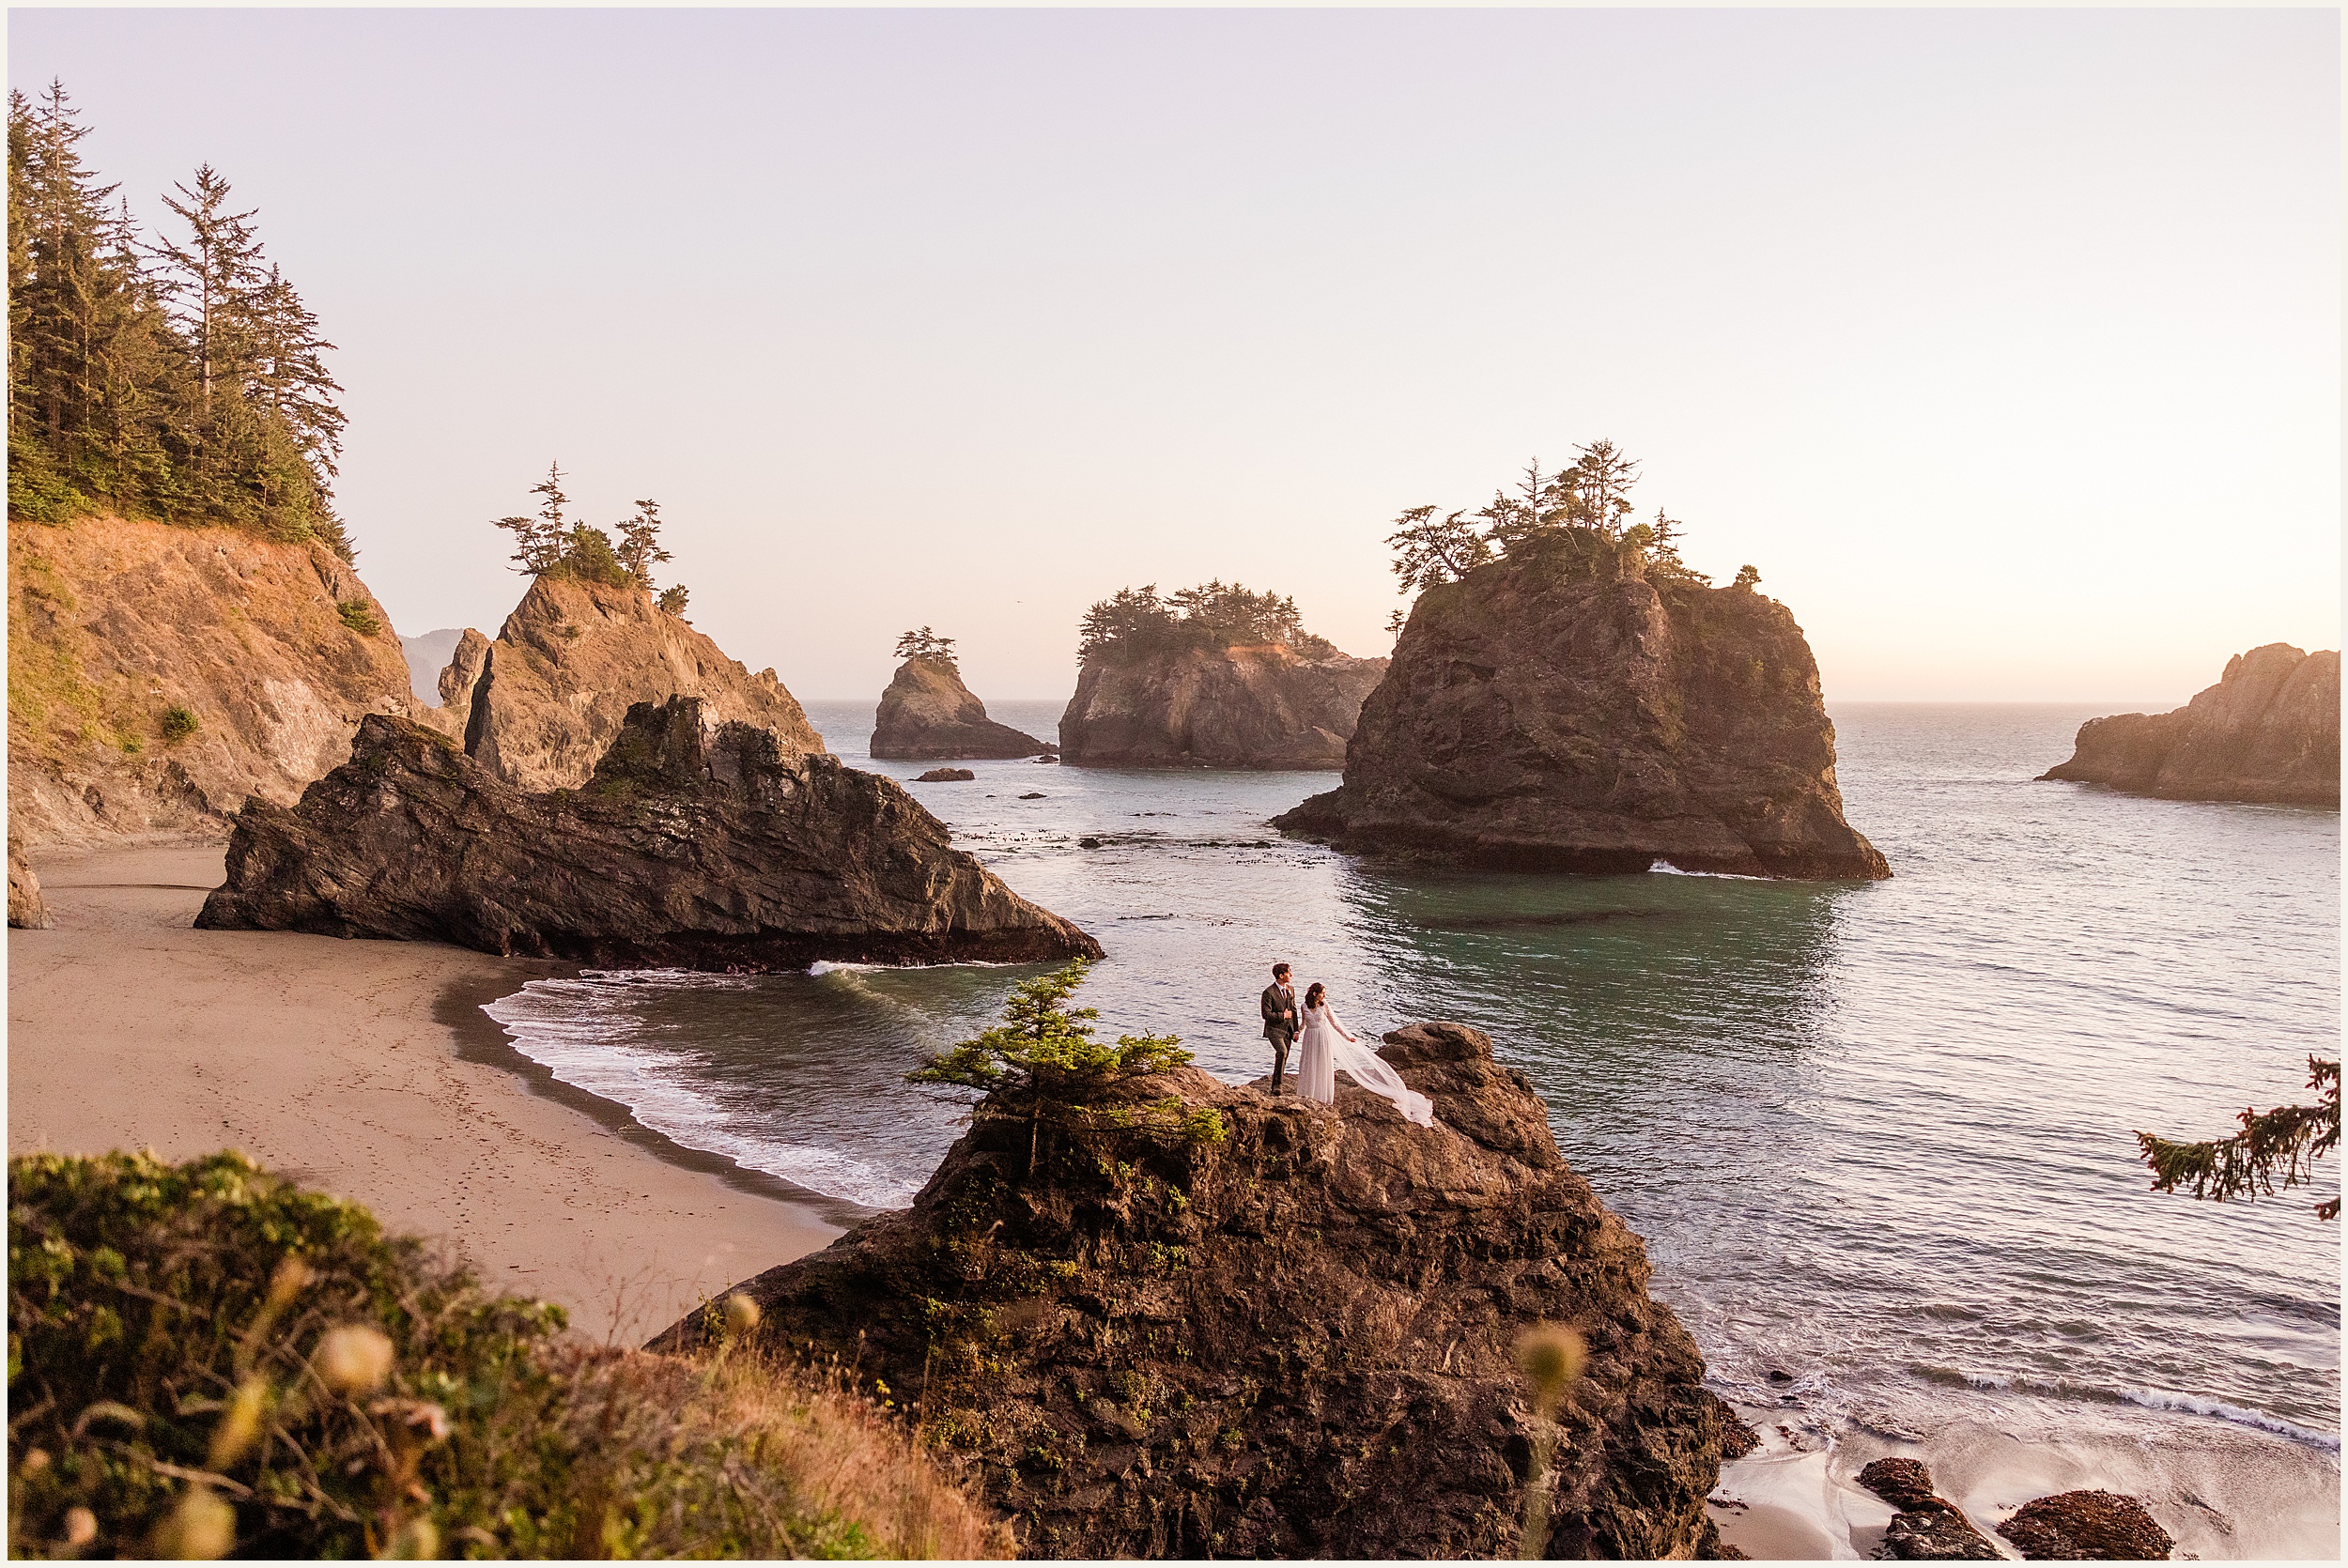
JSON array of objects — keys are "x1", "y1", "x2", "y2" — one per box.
[{"x1": 1260, "y1": 980, "x2": 1299, "y2": 1094}]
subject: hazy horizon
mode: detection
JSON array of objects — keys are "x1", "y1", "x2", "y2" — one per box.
[{"x1": 11, "y1": 8, "x2": 2339, "y2": 706}]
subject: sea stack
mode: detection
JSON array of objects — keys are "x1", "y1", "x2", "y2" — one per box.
[
  {"x1": 1058, "y1": 582, "x2": 1386, "y2": 769},
  {"x1": 1276, "y1": 530, "x2": 1889, "y2": 879},
  {"x1": 8, "y1": 515, "x2": 416, "y2": 847},
  {"x1": 871, "y1": 654, "x2": 1051, "y2": 760},
  {"x1": 197, "y1": 698, "x2": 1101, "y2": 969},
  {"x1": 2039, "y1": 643, "x2": 2340, "y2": 807},
  {"x1": 436, "y1": 573, "x2": 825, "y2": 792},
  {"x1": 654, "y1": 1021, "x2": 1730, "y2": 1559}
]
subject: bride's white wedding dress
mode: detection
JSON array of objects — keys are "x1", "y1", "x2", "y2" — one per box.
[{"x1": 1296, "y1": 1002, "x2": 1437, "y2": 1128}]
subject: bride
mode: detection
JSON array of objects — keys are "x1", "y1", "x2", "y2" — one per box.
[{"x1": 1296, "y1": 983, "x2": 1437, "y2": 1128}]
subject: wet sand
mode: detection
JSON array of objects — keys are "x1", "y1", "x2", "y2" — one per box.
[{"x1": 7, "y1": 843, "x2": 841, "y2": 1345}]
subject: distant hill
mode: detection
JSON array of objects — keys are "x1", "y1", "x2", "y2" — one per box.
[{"x1": 400, "y1": 629, "x2": 465, "y2": 708}]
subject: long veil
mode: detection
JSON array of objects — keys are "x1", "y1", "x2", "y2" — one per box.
[{"x1": 1325, "y1": 1008, "x2": 1438, "y2": 1128}]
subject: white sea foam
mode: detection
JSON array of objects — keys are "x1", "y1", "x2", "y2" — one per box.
[
  {"x1": 1646, "y1": 859, "x2": 1768, "y2": 880},
  {"x1": 2118, "y1": 1388, "x2": 2342, "y2": 1453}
]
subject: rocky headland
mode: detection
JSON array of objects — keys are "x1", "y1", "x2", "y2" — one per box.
[
  {"x1": 873, "y1": 655, "x2": 1052, "y2": 760},
  {"x1": 434, "y1": 573, "x2": 826, "y2": 791},
  {"x1": 1059, "y1": 643, "x2": 1388, "y2": 770},
  {"x1": 1275, "y1": 532, "x2": 1889, "y2": 879},
  {"x1": 197, "y1": 697, "x2": 1100, "y2": 968},
  {"x1": 2039, "y1": 643, "x2": 2340, "y2": 807},
  {"x1": 8, "y1": 515, "x2": 417, "y2": 846},
  {"x1": 657, "y1": 1021, "x2": 1731, "y2": 1559}
]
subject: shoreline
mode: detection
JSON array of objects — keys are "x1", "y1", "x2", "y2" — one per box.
[{"x1": 7, "y1": 842, "x2": 844, "y2": 1345}]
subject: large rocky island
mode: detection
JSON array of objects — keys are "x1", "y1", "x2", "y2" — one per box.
[
  {"x1": 873, "y1": 650, "x2": 1051, "y2": 760},
  {"x1": 1278, "y1": 530, "x2": 1889, "y2": 879},
  {"x1": 1058, "y1": 582, "x2": 1386, "y2": 769},
  {"x1": 657, "y1": 1020, "x2": 1731, "y2": 1559},
  {"x1": 198, "y1": 697, "x2": 1101, "y2": 968},
  {"x1": 2039, "y1": 643, "x2": 2340, "y2": 807}
]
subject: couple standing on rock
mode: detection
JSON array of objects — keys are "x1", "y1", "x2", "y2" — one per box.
[{"x1": 1259, "y1": 962, "x2": 1436, "y2": 1127}]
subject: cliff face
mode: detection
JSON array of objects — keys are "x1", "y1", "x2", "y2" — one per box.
[
  {"x1": 437, "y1": 575, "x2": 825, "y2": 791},
  {"x1": 196, "y1": 698, "x2": 1101, "y2": 970},
  {"x1": 8, "y1": 515, "x2": 415, "y2": 848},
  {"x1": 657, "y1": 1022, "x2": 1728, "y2": 1560},
  {"x1": 1275, "y1": 535, "x2": 1889, "y2": 879},
  {"x1": 871, "y1": 657, "x2": 1051, "y2": 760},
  {"x1": 1058, "y1": 643, "x2": 1389, "y2": 769},
  {"x1": 2040, "y1": 644, "x2": 2340, "y2": 807}
]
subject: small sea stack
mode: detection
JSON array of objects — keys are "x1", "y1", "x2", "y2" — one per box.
[
  {"x1": 1058, "y1": 581, "x2": 1386, "y2": 769},
  {"x1": 197, "y1": 697, "x2": 1101, "y2": 969},
  {"x1": 656, "y1": 1021, "x2": 1728, "y2": 1559},
  {"x1": 2040, "y1": 643, "x2": 2340, "y2": 807},
  {"x1": 1856, "y1": 1456, "x2": 2000, "y2": 1560},
  {"x1": 1275, "y1": 530, "x2": 1889, "y2": 879},
  {"x1": 872, "y1": 630, "x2": 1052, "y2": 760}
]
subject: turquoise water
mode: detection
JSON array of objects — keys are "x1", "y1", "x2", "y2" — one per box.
[{"x1": 484, "y1": 699, "x2": 2340, "y2": 1555}]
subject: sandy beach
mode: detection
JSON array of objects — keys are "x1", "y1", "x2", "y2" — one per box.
[{"x1": 7, "y1": 842, "x2": 842, "y2": 1345}]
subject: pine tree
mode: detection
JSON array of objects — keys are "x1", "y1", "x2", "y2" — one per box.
[
  {"x1": 494, "y1": 463, "x2": 572, "y2": 575},
  {"x1": 1384, "y1": 504, "x2": 1491, "y2": 593},
  {"x1": 614, "y1": 499, "x2": 672, "y2": 589}
]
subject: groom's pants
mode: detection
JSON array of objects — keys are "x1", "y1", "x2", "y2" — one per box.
[{"x1": 1267, "y1": 1029, "x2": 1293, "y2": 1093}]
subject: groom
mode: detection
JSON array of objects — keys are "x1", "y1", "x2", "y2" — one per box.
[{"x1": 1260, "y1": 962, "x2": 1299, "y2": 1094}]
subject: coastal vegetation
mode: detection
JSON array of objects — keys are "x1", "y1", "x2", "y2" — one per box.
[
  {"x1": 8, "y1": 83, "x2": 348, "y2": 558},
  {"x1": 6, "y1": 1148, "x2": 1006, "y2": 1560},
  {"x1": 491, "y1": 462, "x2": 688, "y2": 614},
  {"x1": 1076, "y1": 580, "x2": 1338, "y2": 665},
  {"x1": 2137, "y1": 1055, "x2": 2340, "y2": 1220},
  {"x1": 1383, "y1": 438, "x2": 1748, "y2": 607},
  {"x1": 892, "y1": 627, "x2": 957, "y2": 667}
]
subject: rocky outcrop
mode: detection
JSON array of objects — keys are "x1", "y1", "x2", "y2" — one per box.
[
  {"x1": 657, "y1": 1021, "x2": 1726, "y2": 1560},
  {"x1": 1712, "y1": 1396, "x2": 1760, "y2": 1460},
  {"x1": 1997, "y1": 1491, "x2": 2172, "y2": 1560},
  {"x1": 196, "y1": 698, "x2": 1101, "y2": 969},
  {"x1": 2039, "y1": 644, "x2": 2340, "y2": 807},
  {"x1": 1274, "y1": 533, "x2": 1889, "y2": 879},
  {"x1": 398, "y1": 627, "x2": 465, "y2": 706},
  {"x1": 8, "y1": 844, "x2": 50, "y2": 930},
  {"x1": 1058, "y1": 643, "x2": 1388, "y2": 769},
  {"x1": 434, "y1": 574, "x2": 825, "y2": 791},
  {"x1": 435, "y1": 628, "x2": 490, "y2": 713},
  {"x1": 8, "y1": 515, "x2": 416, "y2": 847},
  {"x1": 1857, "y1": 1458, "x2": 1999, "y2": 1560},
  {"x1": 915, "y1": 767, "x2": 975, "y2": 782},
  {"x1": 872, "y1": 656, "x2": 1051, "y2": 760}
]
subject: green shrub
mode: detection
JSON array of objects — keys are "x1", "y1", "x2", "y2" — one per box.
[
  {"x1": 335, "y1": 600, "x2": 380, "y2": 638},
  {"x1": 159, "y1": 705, "x2": 199, "y2": 744},
  {"x1": 7, "y1": 1150, "x2": 1008, "y2": 1560}
]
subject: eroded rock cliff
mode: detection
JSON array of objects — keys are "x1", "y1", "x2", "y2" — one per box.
[
  {"x1": 1058, "y1": 643, "x2": 1388, "y2": 769},
  {"x1": 1275, "y1": 533, "x2": 1889, "y2": 879},
  {"x1": 8, "y1": 515, "x2": 415, "y2": 847},
  {"x1": 872, "y1": 656, "x2": 1051, "y2": 760},
  {"x1": 196, "y1": 697, "x2": 1100, "y2": 969},
  {"x1": 657, "y1": 1021, "x2": 1729, "y2": 1560},
  {"x1": 2039, "y1": 644, "x2": 2340, "y2": 807},
  {"x1": 435, "y1": 575, "x2": 825, "y2": 790}
]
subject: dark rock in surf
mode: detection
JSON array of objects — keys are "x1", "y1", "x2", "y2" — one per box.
[
  {"x1": 872, "y1": 655, "x2": 1053, "y2": 761},
  {"x1": 2039, "y1": 643, "x2": 2340, "y2": 807},
  {"x1": 1856, "y1": 1457, "x2": 2000, "y2": 1560},
  {"x1": 1274, "y1": 531, "x2": 1890, "y2": 879},
  {"x1": 914, "y1": 767, "x2": 976, "y2": 782},
  {"x1": 1712, "y1": 1395, "x2": 1762, "y2": 1460},
  {"x1": 1997, "y1": 1490, "x2": 2173, "y2": 1560},
  {"x1": 653, "y1": 1021, "x2": 1728, "y2": 1559},
  {"x1": 196, "y1": 698, "x2": 1101, "y2": 969}
]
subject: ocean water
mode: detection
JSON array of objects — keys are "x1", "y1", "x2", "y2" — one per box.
[{"x1": 483, "y1": 698, "x2": 2341, "y2": 1556}]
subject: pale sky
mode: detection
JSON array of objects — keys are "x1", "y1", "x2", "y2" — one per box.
[{"x1": 10, "y1": 8, "x2": 2339, "y2": 703}]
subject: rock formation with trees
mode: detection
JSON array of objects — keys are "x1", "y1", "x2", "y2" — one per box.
[
  {"x1": 2039, "y1": 643, "x2": 2340, "y2": 807},
  {"x1": 871, "y1": 627, "x2": 1052, "y2": 760},
  {"x1": 656, "y1": 986, "x2": 1733, "y2": 1559},
  {"x1": 197, "y1": 697, "x2": 1101, "y2": 969},
  {"x1": 1277, "y1": 440, "x2": 1889, "y2": 879},
  {"x1": 1058, "y1": 581, "x2": 1387, "y2": 769}
]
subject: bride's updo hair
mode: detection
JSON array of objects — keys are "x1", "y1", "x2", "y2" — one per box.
[{"x1": 1305, "y1": 982, "x2": 1326, "y2": 1008}]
